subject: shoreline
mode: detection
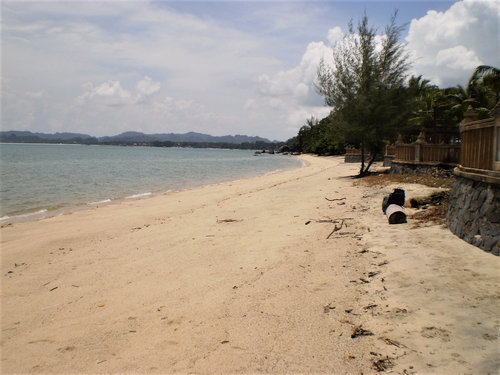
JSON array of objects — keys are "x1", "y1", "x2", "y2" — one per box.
[
  {"x1": 1, "y1": 155, "x2": 498, "y2": 374},
  {"x1": 0, "y1": 150, "x2": 305, "y2": 226}
]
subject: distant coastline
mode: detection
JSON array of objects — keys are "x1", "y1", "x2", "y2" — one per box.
[{"x1": 0, "y1": 130, "x2": 287, "y2": 151}]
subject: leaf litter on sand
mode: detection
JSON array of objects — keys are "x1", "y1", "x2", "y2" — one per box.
[
  {"x1": 372, "y1": 356, "x2": 395, "y2": 372},
  {"x1": 352, "y1": 172, "x2": 453, "y2": 189},
  {"x1": 351, "y1": 326, "x2": 374, "y2": 338}
]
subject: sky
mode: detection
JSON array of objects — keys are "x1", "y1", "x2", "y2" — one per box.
[{"x1": 1, "y1": 0, "x2": 499, "y2": 141}]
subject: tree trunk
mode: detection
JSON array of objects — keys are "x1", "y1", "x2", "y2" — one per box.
[
  {"x1": 364, "y1": 152, "x2": 378, "y2": 174},
  {"x1": 359, "y1": 141, "x2": 366, "y2": 175}
]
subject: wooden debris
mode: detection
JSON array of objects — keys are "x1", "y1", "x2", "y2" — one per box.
[
  {"x1": 372, "y1": 356, "x2": 394, "y2": 372},
  {"x1": 216, "y1": 218, "x2": 242, "y2": 223},
  {"x1": 351, "y1": 326, "x2": 374, "y2": 338},
  {"x1": 326, "y1": 219, "x2": 344, "y2": 239},
  {"x1": 305, "y1": 220, "x2": 311, "y2": 225},
  {"x1": 364, "y1": 304, "x2": 378, "y2": 310},
  {"x1": 325, "y1": 197, "x2": 346, "y2": 202},
  {"x1": 49, "y1": 286, "x2": 58, "y2": 292},
  {"x1": 339, "y1": 318, "x2": 353, "y2": 324},
  {"x1": 383, "y1": 337, "x2": 401, "y2": 347},
  {"x1": 323, "y1": 303, "x2": 336, "y2": 313}
]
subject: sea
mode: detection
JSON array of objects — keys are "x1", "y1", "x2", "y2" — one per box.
[{"x1": 0, "y1": 143, "x2": 303, "y2": 224}]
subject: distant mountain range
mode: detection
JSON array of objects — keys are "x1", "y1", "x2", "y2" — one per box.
[{"x1": 0, "y1": 130, "x2": 275, "y2": 145}]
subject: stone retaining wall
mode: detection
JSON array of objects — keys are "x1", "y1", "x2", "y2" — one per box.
[
  {"x1": 390, "y1": 161, "x2": 455, "y2": 178},
  {"x1": 446, "y1": 174, "x2": 500, "y2": 255}
]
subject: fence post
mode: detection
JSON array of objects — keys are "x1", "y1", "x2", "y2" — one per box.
[{"x1": 414, "y1": 131, "x2": 426, "y2": 162}]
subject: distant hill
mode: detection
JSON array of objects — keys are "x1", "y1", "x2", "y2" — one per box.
[
  {"x1": 0, "y1": 131, "x2": 97, "y2": 143},
  {"x1": 0, "y1": 130, "x2": 274, "y2": 145},
  {"x1": 99, "y1": 131, "x2": 272, "y2": 144}
]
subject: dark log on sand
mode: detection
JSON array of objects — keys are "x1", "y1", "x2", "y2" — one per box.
[
  {"x1": 385, "y1": 204, "x2": 407, "y2": 224},
  {"x1": 382, "y1": 188, "x2": 405, "y2": 213}
]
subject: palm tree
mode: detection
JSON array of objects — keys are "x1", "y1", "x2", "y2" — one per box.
[{"x1": 467, "y1": 65, "x2": 500, "y2": 108}]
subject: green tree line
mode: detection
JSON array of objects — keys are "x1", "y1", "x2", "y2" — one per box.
[{"x1": 287, "y1": 13, "x2": 499, "y2": 175}]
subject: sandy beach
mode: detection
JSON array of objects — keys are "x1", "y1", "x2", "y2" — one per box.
[{"x1": 1, "y1": 155, "x2": 498, "y2": 374}]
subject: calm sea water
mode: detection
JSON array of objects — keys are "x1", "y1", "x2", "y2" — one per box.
[{"x1": 0, "y1": 144, "x2": 303, "y2": 223}]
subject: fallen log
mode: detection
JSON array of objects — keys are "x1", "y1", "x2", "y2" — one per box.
[
  {"x1": 385, "y1": 204, "x2": 407, "y2": 224},
  {"x1": 382, "y1": 188, "x2": 405, "y2": 213}
]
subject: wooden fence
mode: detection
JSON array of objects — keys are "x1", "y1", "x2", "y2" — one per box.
[
  {"x1": 344, "y1": 147, "x2": 381, "y2": 163},
  {"x1": 394, "y1": 144, "x2": 415, "y2": 162},
  {"x1": 391, "y1": 132, "x2": 460, "y2": 165},
  {"x1": 460, "y1": 116, "x2": 499, "y2": 171},
  {"x1": 421, "y1": 144, "x2": 461, "y2": 164}
]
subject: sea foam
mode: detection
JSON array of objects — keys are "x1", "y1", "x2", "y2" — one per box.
[{"x1": 126, "y1": 192, "x2": 152, "y2": 199}]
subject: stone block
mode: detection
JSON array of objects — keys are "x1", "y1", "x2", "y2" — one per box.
[
  {"x1": 484, "y1": 237, "x2": 499, "y2": 253},
  {"x1": 492, "y1": 242, "x2": 500, "y2": 256}
]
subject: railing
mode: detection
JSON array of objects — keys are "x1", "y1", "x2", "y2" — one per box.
[
  {"x1": 345, "y1": 147, "x2": 367, "y2": 155},
  {"x1": 460, "y1": 117, "x2": 498, "y2": 171},
  {"x1": 421, "y1": 144, "x2": 461, "y2": 164},
  {"x1": 392, "y1": 132, "x2": 460, "y2": 165},
  {"x1": 395, "y1": 144, "x2": 415, "y2": 162},
  {"x1": 385, "y1": 145, "x2": 396, "y2": 157}
]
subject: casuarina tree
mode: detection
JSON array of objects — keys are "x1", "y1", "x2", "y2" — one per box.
[{"x1": 317, "y1": 13, "x2": 411, "y2": 175}]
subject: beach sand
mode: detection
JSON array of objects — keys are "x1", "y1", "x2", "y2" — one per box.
[{"x1": 1, "y1": 155, "x2": 498, "y2": 374}]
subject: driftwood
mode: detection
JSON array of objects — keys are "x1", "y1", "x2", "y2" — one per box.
[
  {"x1": 325, "y1": 197, "x2": 346, "y2": 202},
  {"x1": 385, "y1": 204, "x2": 407, "y2": 224},
  {"x1": 326, "y1": 219, "x2": 344, "y2": 239},
  {"x1": 216, "y1": 218, "x2": 242, "y2": 223}
]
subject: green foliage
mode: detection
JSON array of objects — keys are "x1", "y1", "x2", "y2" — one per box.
[
  {"x1": 289, "y1": 116, "x2": 344, "y2": 155},
  {"x1": 408, "y1": 65, "x2": 500, "y2": 131},
  {"x1": 468, "y1": 65, "x2": 500, "y2": 106},
  {"x1": 316, "y1": 12, "x2": 411, "y2": 175}
]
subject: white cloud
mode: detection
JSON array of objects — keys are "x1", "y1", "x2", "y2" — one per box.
[
  {"x1": 77, "y1": 80, "x2": 131, "y2": 106},
  {"x1": 25, "y1": 89, "x2": 45, "y2": 99},
  {"x1": 244, "y1": 98, "x2": 256, "y2": 111},
  {"x1": 407, "y1": 0, "x2": 500, "y2": 87},
  {"x1": 135, "y1": 76, "x2": 161, "y2": 103},
  {"x1": 327, "y1": 26, "x2": 343, "y2": 45},
  {"x1": 76, "y1": 76, "x2": 163, "y2": 110},
  {"x1": 436, "y1": 46, "x2": 482, "y2": 70},
  {"x1": 257, "y1": 41, "x2": 334, "y2": 101},
  {"x1": 250, "y1": 40, "x2": 334, "y2": 135}
]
